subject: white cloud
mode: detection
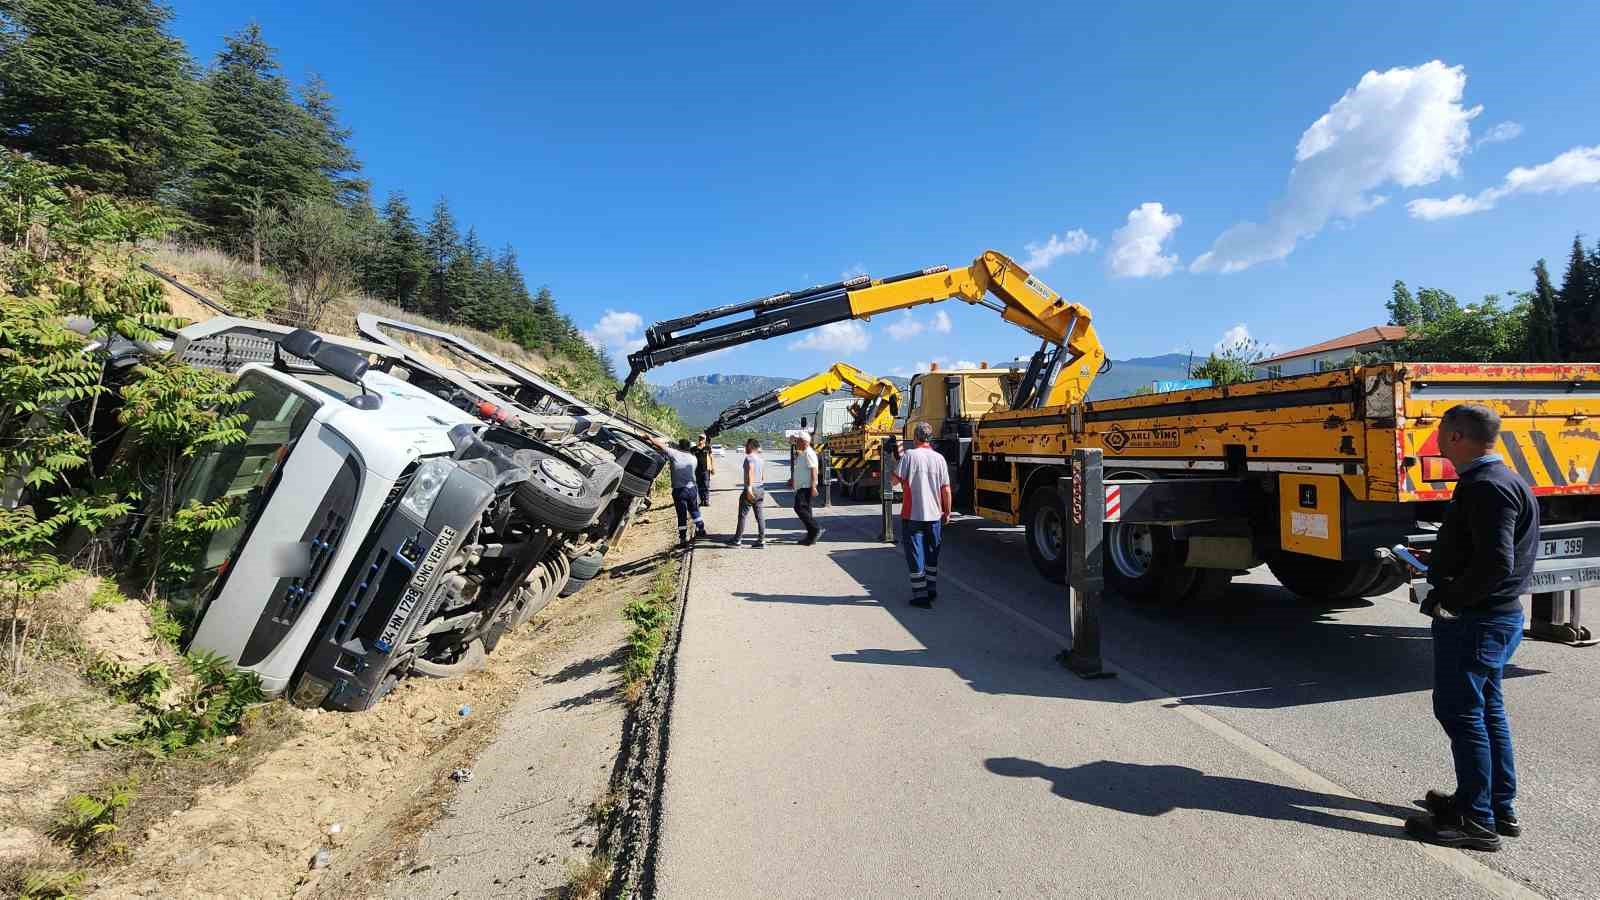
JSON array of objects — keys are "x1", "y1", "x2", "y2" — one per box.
[
  {"x1": 1191, "y1": 60, "x2": 1480, "y2": 274},
  {"x1": 1408, "y1": 145, "x2": 1600, "y2": 220},
  {"x1": 1476, "y1": 121, "x2": 1523, "y2": 147},
  {"x1": 582, "y1": 309, "x2": 646, "y2": 360},
  {"x1": 885, "y1": 311, "x2": 925, "y2": 341},
  {"x1": 1107, "y1": 202, "x2": 1183, "y2": 278},
  {"x1": 1215, "y1": 323, "x2": 1252, "y2": 352},
  {"x1": 789, "y1": 320, "x2": 869, "y2": 353},
  {"x1": 1021, "y1": 228, "x2": 1099, "y2": 270},
  {"x1": 884, "y1": 309, "x2": 953, "y2": 341},
  {"x1": 840, "y1": 263, "x2": 867, "y2": 280},
  {"x1": 891, "y1": 366, "x2": 913, "y2": 379},
  {"x1": 952, "y1": 359, "x2": 980, "y2": 370}
]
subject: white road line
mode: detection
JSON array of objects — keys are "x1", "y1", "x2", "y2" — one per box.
[{"x1": 936, "y1": 564, "x2": 1543, "y2": 900}]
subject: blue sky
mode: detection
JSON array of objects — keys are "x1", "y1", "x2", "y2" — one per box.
[{"x1": 167, "y1": 1, "x2": 1599, "y2": 383}]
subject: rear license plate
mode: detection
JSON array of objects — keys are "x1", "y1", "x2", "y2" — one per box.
[{"x1": 1540, "y1": 537, "x2": 1584, "y2": 559}]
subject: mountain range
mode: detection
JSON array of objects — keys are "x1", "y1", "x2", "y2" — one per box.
[{"x1": 652, "y1": 353, "x2": 1195, "y2": 429}]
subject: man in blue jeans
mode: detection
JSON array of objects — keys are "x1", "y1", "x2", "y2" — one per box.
[
  {"x1": 893, "y1": 422, "x2": 951, "y2": 608},
  {"x1": 1406, "y1": 403, "x2": 1537, "y2": 852}
]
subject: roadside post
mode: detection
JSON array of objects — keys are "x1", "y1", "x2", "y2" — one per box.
[
  {"x1": 879, "y1": 437, "x2": 895, "y2": 543},
  {"x1": 1060, "y1": 449, "x2": 1114, "y2": 678},
  {"x1": 821, "y1": 449, "x2": 832, "y2": 508},
  {"x1": 1530, "y1": 590, "x2": 1596, "y2": 646}
]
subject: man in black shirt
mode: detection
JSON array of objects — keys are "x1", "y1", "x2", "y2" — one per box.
[{"x1": 1406, "y1": 403, "x2": 1537, "y2": 852}]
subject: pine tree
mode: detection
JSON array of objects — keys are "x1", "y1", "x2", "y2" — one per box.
[
  {"x1": 189, "y1": 23, "x2": 332, "y2": 243},
  {"x1": 0, "y1": 0, "x2": 209, "y2": 198},
  {"x1": 450, "y1": 226, "x2": 492, "y2": 327},
  {"x1": 422, "y1": 197, "x2": 460, "y2": 319},
  {"x1": 1526, "y1": 259, "x2": 1561, "y2": 360},
  {"x1": 1386, "y1": 280, "x2": 1420, "y2": 326},
  {"x1": 298, "y1": 72, "x2": 368, "y2": 207},
  {"x1": 362, "y1": 191, "x2": 428, "y2": 309},
  {"x1": 1558, "y1": 234, "x2": 1595, "y2": 360},
  {"x1": 1415, "y1": 287, "x2": 1458, "y2": 324}
]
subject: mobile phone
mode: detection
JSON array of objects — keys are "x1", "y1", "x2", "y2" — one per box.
[{"x1": 1391, "y1": 544, "x2": 1429, "y2": 575}]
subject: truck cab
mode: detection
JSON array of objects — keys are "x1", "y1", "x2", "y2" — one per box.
[{"x1": 901, "y1": 364, "x2": 1021, "y2": 507}]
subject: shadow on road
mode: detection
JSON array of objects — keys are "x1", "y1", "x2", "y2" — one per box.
[
  {"x1": 734, "y1": 494, "x2": 1548, "y2": 711},
  {"x1": 985, "y1": 757, "x2": 1416, "y2": 840}
]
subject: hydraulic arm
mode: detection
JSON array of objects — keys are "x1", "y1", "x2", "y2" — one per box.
[
  {"x1": 705, "y1": 362, "x2": 900, "y2": 437},
  {"x1": 619, "y1": 250, "x2": 1108, "y2": 410}
]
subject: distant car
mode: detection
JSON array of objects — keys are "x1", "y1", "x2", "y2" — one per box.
[{"x1": 711, "y1": 444, "x2": 726, "y2": 457}]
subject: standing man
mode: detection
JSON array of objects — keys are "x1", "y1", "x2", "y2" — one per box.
[
  {"x1": 692, "y1": 434, "x2": 715, "y2": 507},
  {"x1": 893, "y1": 422, "x2": 951, "y2": 608},
  {"x1": 649, "y1": 436, "x2": 708, "y2": 547},
  {"x1": 726, "y1": 438, "x2": 767, "y2": 548},
  {"x1": 791, "y1": 432, "x2": 822, "y2": 545},
  {"x1": 1405, "y1": 403, "x2": 1537, "y2": 852}
]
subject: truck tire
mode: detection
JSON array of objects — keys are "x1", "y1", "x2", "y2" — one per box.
[
  {"x1": 1359, "y1": 566, "x2": 1408, "y2": 598},
  {"x1": 595, "y1": 429, "x2": 664, "y2": 497},
  {"x1": 560, "y1": 550, "x2": 605, "y2": 598},
  {"x1": 1105, "y1": 523, "x2": 1196, "y2": 603},
  {"x1": 1023, "y1": 485, "x2": 1067, "y2": 583},
  {"x1": 511, "y1": 452, "x2": 610, "y2": 531},
  {"x1": 1266, "y1": 552, "x2": 1382, "y2": 602}
]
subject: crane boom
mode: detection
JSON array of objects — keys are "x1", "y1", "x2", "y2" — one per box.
[
  {"x1": 705, "y1": 362, "x2": 900, "y2": 438},
  {"x1": 619, "y1": 250, "x2": 1107, "y2": 409}
]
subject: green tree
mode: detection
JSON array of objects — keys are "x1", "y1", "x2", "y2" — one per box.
[
  {"x1": 0, "y1": 0, "x2": 208, "y2": 198},
  {"x1": 1401, "y1": 295, "x2": 1528, "y2": 363},
  {"x1": 1386, "y1": 279, "x2": 1420, "y2": 327},
  {"x1": 262, "y1": 198, "x2": 362, "y2": 329},
  {"x1": 1415, "y1": 287, "x2": 1458, "y2": 324},
  {"x1": 422, "y1": 197, "x2": 460, "y2": 319},
  {"x1": 1526, "y1": 259, "x2": 1561, "y2": 360},
  {"x1": 362, "y1": 191, "x2": 428, "y2": 309},
  {"x1": 1558, "y1": 234, "x2": 1596, "y2": 360},
  {"x1": 297, "y1": 71, "x2": 368, "y2": 207},
  {"x1": 189, "y1": 23, "x2": 330, "y2": 244}
]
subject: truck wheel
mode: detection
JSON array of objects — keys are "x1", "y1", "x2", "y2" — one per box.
[
  {"x1": 1359, "y1": 566, "x2": 1408, "y2": 598},
  {"x1": 600, "y1": 430, "x2": 664, "y2": 497},
  {"x1": 1266, "y1": 552, "x2": 1382, "y2": 602},
  {"x1": 1105, "y1": 523, "x2": 1196, "y2": 603},
  {"x1": 511, "y1": 453, "x2": 609, "y2": 531},
  {"x1": 1023, "y1": 485, "x2": 1067, "y2": 583},
  {"x1": 560, "y1": 550, "x2": 605, "y2": 597}
]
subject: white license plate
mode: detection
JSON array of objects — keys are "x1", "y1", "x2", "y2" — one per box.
[{"x1": 1540, "y1": 537, "x2": 1584, "y2": 559}]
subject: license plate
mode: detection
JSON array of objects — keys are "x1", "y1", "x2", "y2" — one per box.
[{"x1": 1540, "y1": 537, "x2": 1584, "y2": 559}]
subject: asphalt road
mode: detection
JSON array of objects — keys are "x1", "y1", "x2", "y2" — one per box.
[{"x1": 657, "y1": 459, "x2": 1598, "y2": 899}]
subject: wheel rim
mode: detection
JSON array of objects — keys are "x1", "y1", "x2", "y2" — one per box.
[
  {"x1": 1108, "y1": 523, "x2": 1154, "y2": 578},
  {"x1": 537, "y1": 458, "x2": 584, "y2": 492},
  {"x1": 1032, "y1": 503, "x2": 1063, "y2": 563}
]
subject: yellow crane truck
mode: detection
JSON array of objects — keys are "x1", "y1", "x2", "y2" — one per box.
[
  {"x1": 703, "y1": 361, "x2": 904, "y2": 499},
  {"x1": 620, "y1": 251, "x2": 1599, "y2": 641}
]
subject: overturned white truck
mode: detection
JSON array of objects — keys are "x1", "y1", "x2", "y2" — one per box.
[{"x1": 167, "y1": 319, "x2": 666, "y2": 711}]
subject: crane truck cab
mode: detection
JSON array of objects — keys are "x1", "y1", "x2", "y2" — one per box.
[{"x1": 895, "y1": 363, "x2": 1022, "y2": 507}]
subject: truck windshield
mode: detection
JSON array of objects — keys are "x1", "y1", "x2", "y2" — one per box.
[{"x1": 166, "y1": 372, "x2": 317, "y2": 607}]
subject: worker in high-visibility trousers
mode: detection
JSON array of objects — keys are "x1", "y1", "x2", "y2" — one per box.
[{"x1": 893, "y1": 422, "x2": 951, "y2": 607}]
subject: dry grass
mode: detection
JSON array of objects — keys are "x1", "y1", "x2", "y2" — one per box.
[
  {"x1": 142, "y1": 242, "x2": 553, "y2": 376},
  {"x1": 561, "y1": 852, "x2": 611, "y2": 900}
]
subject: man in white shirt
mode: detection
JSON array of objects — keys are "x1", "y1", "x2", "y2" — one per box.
[
  {"x1": 791, "y1": 432, "x2": 822, "y2": 545},
  {"x1": 893, "y1": 422, "x2": 951, "y2": 607}
]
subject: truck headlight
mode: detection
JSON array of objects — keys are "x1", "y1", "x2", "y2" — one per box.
[{"x1": 401, "y1": 458, "x2": 454, "y2": 521}]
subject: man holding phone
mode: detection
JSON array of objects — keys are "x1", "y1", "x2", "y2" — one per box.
[{"x1": 1404, "y1": 403, "x2": 1537, "y2": 852}]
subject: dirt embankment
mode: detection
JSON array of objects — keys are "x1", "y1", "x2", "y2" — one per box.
[{"x1": 0, "y1": 507, "x2": 678, "y2": 899}]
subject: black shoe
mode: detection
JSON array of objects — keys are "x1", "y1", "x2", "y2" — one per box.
[
  {"x1": 797, "y1": 535, "x2": 816, "y2": 546},
  {"x1": 812, "y1": 528, "x2": 825, "y2": 543},
  {"x1": 752, "y1": 541, "x2": 766, "y2": 549},
  {"x1": 1405, "y1": 814, "x2": 1501, "y2": 852},
  {"x1": 910, "y1": 597, "x2": 932, "y2": 608},
  {"x1": 1424, "y1": 790, "x2": 1521, "y2": 837},
  {"x1": 724, "y1": 538, "x2": 742, "y2": 547}
]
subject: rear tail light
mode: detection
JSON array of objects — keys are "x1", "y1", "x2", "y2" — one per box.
[{"x1": 1420, "y1": 457, "x2": 1458, "y2": 481}]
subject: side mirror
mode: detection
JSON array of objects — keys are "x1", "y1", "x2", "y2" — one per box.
[
  {"x1": 315, "y1": 345, "x2": 370, "y2": 384},
  {"x1": 282, "y1": 328, "x2": 323, "y2": 359}
]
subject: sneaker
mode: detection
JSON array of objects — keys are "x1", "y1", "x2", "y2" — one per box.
[
  {"x1": 1424, "y1": 790, "x2": 1521, "y2": 837},
  {"x1": 723, "y1": 539, "x2": 743, "y2": 548},
  {"x1": 752, "y1": 541, "x2": 766, "y2": 549},
  {"x1": 1405, "y1": 814, "x2": 1501, "y2": 852}
]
